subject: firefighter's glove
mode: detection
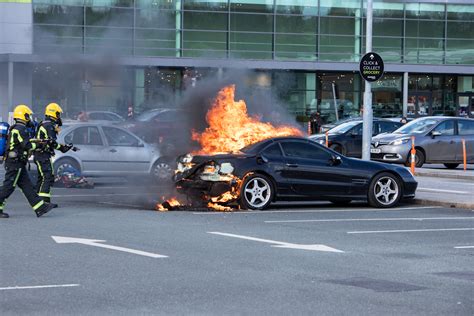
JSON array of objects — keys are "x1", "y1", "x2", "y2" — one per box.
[{"x1": 59, "y1": 143, "x2": 72, "y2": 153}]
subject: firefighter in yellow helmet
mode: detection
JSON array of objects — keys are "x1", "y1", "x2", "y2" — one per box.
[
  {"x1": 0, "y1": 105, "x2": 55, "y2": 218},
  {"x1": 34, "y1": 103, "x2": 75, "y2": 205}
]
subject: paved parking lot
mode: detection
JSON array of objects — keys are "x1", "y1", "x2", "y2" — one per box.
[{"x1": 1, "y1": 183, "x2": 473, "y2": 315}]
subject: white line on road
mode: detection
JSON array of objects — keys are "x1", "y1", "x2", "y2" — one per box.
[
  {"x1": 207, "y1": 231, "x2": 344, "y2": 253},
  {"x1": 347, "y1": 228, "x2": 474, "y2": 234},
  {"x1": 418, "y1": 188, "x2": 469, "y2": 194},
  {"x1": 454, "y1": 246, "x2": 474, "y2": 249},
  {"x1": 52, "y1": 236, "x2": 168, "y2": 258},
  {"x1": 194, "y1": 206, "x2": 442, "y2": 215},
  {"x1": 265, "y1": 216, "x2": 474, "y2": 223},
  {"x1": 0, "y1": 284, "x2": 80, "y2": 291}
]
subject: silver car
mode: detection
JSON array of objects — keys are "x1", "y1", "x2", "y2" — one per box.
[
  {"x1": 52, "y1": 123, "x2": 173, "y2": 181},
  {"x1": 371, "y1": 117, "x2": 474, "y2": 168}
]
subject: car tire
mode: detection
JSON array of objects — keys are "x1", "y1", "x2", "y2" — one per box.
[
  {"x1": 404, "y1": 150, "x2": 425, "y2": 168},
  {"x1": 329, "y1": 199, "x2": 352, "y2": 206},
  {"x1": 443, "y1": 163, "x2": 459, "y2": 169},
  {"x1": 152, "y1": 158, "x2": 174, "y2": 183},
  {"x1": 239, "y1": 174, "x2": 274, "y2": 210},
  {"x1": 368, "y1": 172, "x2": 402, "y2": 208},
  {"x1": 54, "y1": 158, "x2": 80, "y2": 176},
  {"x1": 330, "y1": 144, "x2": 345, "y2": 155}
]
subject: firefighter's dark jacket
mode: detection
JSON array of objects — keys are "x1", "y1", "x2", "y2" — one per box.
[
  {"x1": 35, "y1": 120, "x2": 65, "y2": 161},
  {"x1": 5, "y1": 122, "x2": 38, "y2": 164}
]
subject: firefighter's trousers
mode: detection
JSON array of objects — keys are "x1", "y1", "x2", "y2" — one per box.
[
  {"x1": 0, "y1": 162, "x2": 45, "y2": 212},
  {"x1": 35, "y1": 158, "x2": 54, "y2": 202}
]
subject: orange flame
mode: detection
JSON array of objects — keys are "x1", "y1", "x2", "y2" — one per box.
[
  {"x1": 192, "y1": 85, "x2": 303, "y2": 155},
  {"x1": 156, "y1": 197, "x2": 181, "y2": 212}
]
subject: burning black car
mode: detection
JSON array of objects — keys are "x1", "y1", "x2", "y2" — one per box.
[{"x1": 174, "y1": 137, "x2": 417, "y2": 210}]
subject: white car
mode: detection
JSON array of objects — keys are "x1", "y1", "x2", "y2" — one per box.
[{"x1": 53, "y1": 123, "x2": 173, "y2": 182}]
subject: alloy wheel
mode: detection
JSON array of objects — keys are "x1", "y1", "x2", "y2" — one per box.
[
  {"x1": 244, "y1": 177, "x2": 271, "y2": 209},
  {"x1": 374, "y1": 176, "x2": 399, "y2": 206},
  {"x1": 154, "y1": 162, "x2": 173, "y2": 180}
]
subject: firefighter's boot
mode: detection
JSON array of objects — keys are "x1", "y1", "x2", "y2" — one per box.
[
  {"x1": 35, "y1": 202, "x2": 55, "y2": 218},
  {"x1": 0, "y1": 203, "x2": 8, "y2": 218}
]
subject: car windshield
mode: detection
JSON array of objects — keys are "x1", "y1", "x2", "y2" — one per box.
[
  {"x1": 393, "y1": 118, "x2": 439, "y2": 135},
  {"x1": 136, "y1": 110, "x2": 161, "y2": 122},
  {"x1": 329, "y1": 121, "x2": 361, "y2": 134}
]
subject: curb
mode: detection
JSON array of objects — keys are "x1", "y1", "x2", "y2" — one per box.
[
  {"x1": 413, "y1": 198, "x2": 474, "y2": 210},
  {"x1": 414, "y1": 172, "x2": 474, "y2": 181}
]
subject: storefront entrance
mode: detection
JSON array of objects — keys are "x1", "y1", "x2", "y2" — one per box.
[
  {"x1": 407, "y1": 92, "x2": 431, "y2": 117},
  {"x1": 457, "y1": 93, "x2": 474, "y2": 118}
]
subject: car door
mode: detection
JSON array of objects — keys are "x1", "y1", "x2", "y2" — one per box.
[
  {"x1": 457, "y1": 119, "x2": 474, "y2": 162},
  {"x1": 280, "y1": 140, "x2": 352, "y2": 198},
  {"x1": 258, "y1": 142, "x2": 292, "y2": 195},
  {"x1": 101, "y1": 126, "x2": 152, "y2": 174},
  {"x1": 64, "y1": 125, "x2": 110, "y2": 173},
  {"x1": 424, "y1": 120, "x2": 461, "y2": 162},
  {"x1": 344, "y1": 123, "x2": 363, "y2": 157}
]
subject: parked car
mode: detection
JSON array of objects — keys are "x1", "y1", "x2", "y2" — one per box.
[
  {"x1": 309, "y1": 119, "x2": 403, "y2": 157},
  {"x1": 175, "y1": 137, "x2": 417, "y2": 209},
  {"x1": 121, "y1": 109, "x2": 181, "y2": 143},
  {"x1": 53, "y1": 123, "x2": 173, "y2": 182},
  {"x1": 319, "y1": 116, "x2": 362, "y2": 133},
  {"x1": 371, "y1": 117, "x2": 474, "y2": 168},
  {"x1": 86, "y1": 111, "x2": 125, "y2": 122}
]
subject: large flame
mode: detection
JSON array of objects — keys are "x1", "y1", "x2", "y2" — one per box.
[{"x1": 192, "y1": 85, "x2": 303, "y2": 155}]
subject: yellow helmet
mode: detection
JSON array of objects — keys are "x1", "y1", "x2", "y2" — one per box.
[
  {"x1": 45, "y1": 103, "x2": 63, "y2": 120},
  {"x1": 13, "y1": 105, "x2": 33, "y2": 122}
]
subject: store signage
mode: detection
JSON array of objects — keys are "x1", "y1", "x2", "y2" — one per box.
[{"x1": 359, "y1": 52, "x2": 384, "y2": 82}]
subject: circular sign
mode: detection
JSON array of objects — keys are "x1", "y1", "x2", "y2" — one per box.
[{"x1": 359, "y1": 52, "x2": 384, "y2": 82}]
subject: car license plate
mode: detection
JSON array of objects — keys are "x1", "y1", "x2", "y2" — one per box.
[{"x1": 371, "y1": 148, "x2": 381, "y2": 154}]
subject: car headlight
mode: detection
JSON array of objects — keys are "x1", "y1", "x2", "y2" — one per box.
[{"x1": 389, "y1": 138, "x2": 410, "y2": 146}]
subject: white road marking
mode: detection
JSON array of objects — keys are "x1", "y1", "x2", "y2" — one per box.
[
  {"x1": 348, "y1": 228, "x2": 474, "y2": 234},
  {"x1": 208, "y1": 231, "x2": 344, "y2": 253},
  {"x1": 418, "y1": 188, "x2": 469, "y2": 194},
  {"x1": 194, "y1": 206, "x2": 442, "y2": 215},
  {"x1": 454, "y1": 246, "x2": 474, "y2": 249},
  {"x1": 52, "y1": 236, "x2": 168, "y2": 258},
  {"x1": 266, "y1": 216, "x2": 474, "y2": 223},
  {"x1": 0, "y1": 284, "x2": 80, "y2": 291}
]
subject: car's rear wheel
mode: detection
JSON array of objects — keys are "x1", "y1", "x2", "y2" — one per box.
[
  {"x1": 239, "y1": 174, "x2": 274, "y2": 210},
  {"x1": 368, "y1": 172, "x2": 402, "y2": 208},
  {"x1": 404, "y1": 150, "x2": 425, "y2": 168},
  {"x1": 54, "y1": 158, "x2": 80, "y2": 176},
  {"x1": 443, "y1": 163, "x2": 459, "y2": 169},
  {"x1": 152, "y1": 158, "x2": 174, "y2": 183},
  {"x1": 330, "y1": 144, "x2": 345, "y2": 155}
]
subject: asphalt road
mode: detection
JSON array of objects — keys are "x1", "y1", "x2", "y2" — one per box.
[{"x1": 1, "y1": 182, "x2": 473, "y2": 315}]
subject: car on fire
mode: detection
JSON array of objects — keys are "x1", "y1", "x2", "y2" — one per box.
[{"x1": 174, "y1": 137, "x2": 417, "y2": 210}]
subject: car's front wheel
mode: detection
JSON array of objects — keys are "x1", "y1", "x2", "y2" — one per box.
[
  {"x1": 368, "y1": 172, "x2": 402, "y2": 208},
  {"x1": 404, "y1": 150, "x2": 425, "y2": 168},
  {"x1": 54, "y1": 158, "x2": 80, "y2": 176},
  {"x1": 152, "y1": 158, "x2": 174, "y2": 183},
  {"x1": 239, "y1": 174, "x2": 274, "y2": 210}
]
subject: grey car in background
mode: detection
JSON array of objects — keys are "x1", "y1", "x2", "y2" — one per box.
[
  {"x1": 52, "y1": 123, "x2": 173, "y2": 182},
  {"x1": 371, "y1": 117, "x2": 474, "y2": 168}
]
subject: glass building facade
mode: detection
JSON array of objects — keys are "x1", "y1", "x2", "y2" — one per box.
[{"x1": 1, "y1": 1, "x2": 473, "y2": 124}]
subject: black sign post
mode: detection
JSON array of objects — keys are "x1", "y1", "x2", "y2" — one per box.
[{"x1": 359, "y1": 52, "x2": 384, "y2": 82}]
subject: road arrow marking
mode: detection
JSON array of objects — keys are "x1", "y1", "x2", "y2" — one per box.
[
  {"x1": 455, "y1": 246, "x2": 474, "y2": 249},
  {"x1": 52, "y1": 236, "x2": 168, "y2": 258},
  {"x1": 207, "y1": 232, "x2": 343, "y2": 253}
]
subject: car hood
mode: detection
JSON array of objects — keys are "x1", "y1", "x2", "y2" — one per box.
[{"x1": 346, "y1": 156, "x2": 414, "y2": 178}]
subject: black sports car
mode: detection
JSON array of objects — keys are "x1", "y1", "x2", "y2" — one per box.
[{"x1": 175, "y1": 137, "x2": 417, "y2": 210}]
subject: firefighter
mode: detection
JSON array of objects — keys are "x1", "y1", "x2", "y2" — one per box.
[
  {"x1": 0, "y1": 105, "x2": 55, "y2": 218},
  {"x1": 34, "y1": 103, "x2": 73, "y2": 205}
]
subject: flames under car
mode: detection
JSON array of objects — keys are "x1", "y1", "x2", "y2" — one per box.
[{"x1": 174, "y1": 137, "x2": 418, "y2": 210}]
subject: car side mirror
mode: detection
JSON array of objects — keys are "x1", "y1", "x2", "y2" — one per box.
[
  {"x1": 256, "y1": 155, "x2": 269, "y2": 164},
  {"x1": 329, "y1": 155, "x2": 342, "y2": 166},
  {"x1": 431, "y1": 131, "x2": 442, "y2": 138}
]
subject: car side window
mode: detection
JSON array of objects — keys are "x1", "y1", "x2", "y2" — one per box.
[
  {"x1": 433, "y1": 120, "x2": 455, "y2": 136},
  {"x1": 281, "y1": 141, "x2": 331, "y2": 160},
  {"x1": 262, "y1": 143, "x2": 282, "y2": 157},
  {"x1": 103, "y1": 127, "x2": 138, "y2": 147},
  {"x1": 379, "y1": 122, "x2": 400, "y2": 133},
  {"x1": 351, "y1": 123, "x2": 363, "y2": 135},
  {"x1": 69, "y1": 126, "x2": 103, "y2": 146},
  {"x1": 458, "y1": 120, "x2": 474, "y2": 136}
]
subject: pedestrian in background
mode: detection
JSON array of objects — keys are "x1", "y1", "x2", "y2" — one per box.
[{"x1": 310, "y1": 111, "x2": 322, "y2": 134}]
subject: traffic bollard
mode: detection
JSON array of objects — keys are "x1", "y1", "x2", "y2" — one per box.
[
  {"x1": 410, "y1": 136, "x2": 416, "y2": 175},
  {"x1": 325, "y1": 131, "x2": 329, "y2": 147},
  {"x1": 462, "y1": 139, "x2": 467, "y2": 171},
  {"x1": 307, "y1": 121, "x2": 311, "y2": 135}
]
